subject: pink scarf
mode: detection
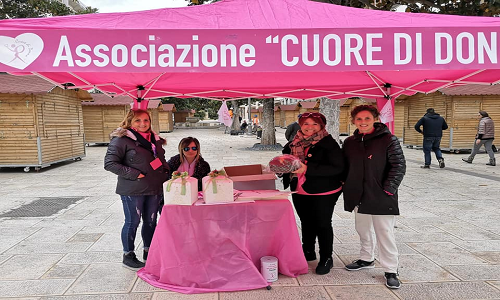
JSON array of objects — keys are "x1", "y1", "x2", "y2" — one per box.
[{"x1": 290, "y1": 128, "x2": 329, "y2": 163}]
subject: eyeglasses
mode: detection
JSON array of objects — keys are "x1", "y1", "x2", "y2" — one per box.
[{"x1": 183, "y1": 146, "x2": 198, "y2": 152}]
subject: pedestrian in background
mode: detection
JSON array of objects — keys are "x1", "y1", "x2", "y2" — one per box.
[
  {"x1": 462, "y1": 111, "x2": 495, "y2": 166},
  {"x1": 342, "y1": 105, "x2": 406, "y2": 289},
  {"x1": 414, "y1": 108, "x2": 448, "y2": 168},
  {"x1": 104, "y1": 109, "x2": 170, "y2": 269},
  {"x1": 285, "y1": 114, "x2": 302, "y2": 142},
  {"x1": 282, "y1": 112, "x2": 344, "y2": 275}
]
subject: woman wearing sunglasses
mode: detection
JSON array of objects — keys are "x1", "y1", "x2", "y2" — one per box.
[
  {"x1": 282, "y1": 112, "x2": 344, "y2": 275},
  {"x1": 167, "y1": 137, "x2": 211, "y2": 192}
]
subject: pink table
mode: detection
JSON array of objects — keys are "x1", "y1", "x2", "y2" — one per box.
[{"x1": 137, "y1": 199, "x2": 308, "y2": 294}]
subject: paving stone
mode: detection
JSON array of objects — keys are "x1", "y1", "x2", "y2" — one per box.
[
  {"x1": 473, "y1": 252, "x2": 500, "y2": 264},
  {"x1": 407, "y1": 242, "x2": 487, "y2": 265},
  {"x1": 445, "y1": 265, "x2": 500, "y2": 281},
  {"x1": 0, "y1": 254, "x2": 63, "y2": 280},
  {"x1": 132, "y1": 278, "x2": 166, "y2": 292},
  {"x1": 24, "y1": 227, "x2": 84, "y2": 243},
  {"x1": 220, "y1": 286, "x2": 330, "y2": 300},
  {"x1": 5, "y1": 242, "x2": 92, "y2": 255},
  {"x1": 398, "y1": 254, "x2": 459, "y2": 282},
  {"x1": 0, "y1": 279, "x2": 74, "y2": 297},
  {"x1": 298, "y1": 267, "x2": 384, "y2": 285},
  {"x1": 453, "y1": 240, "x2": 500, "y2": 252},
  {"x1": 393, "y1": 281, "x2": 500, "y2": 300},
  {"x1": 41, "y1": 293, "x2": 152, "y2": 299},
  {"x1": 67, "y1": 233, "x2": 104, "y2": 243},
  {"x1": 65, "y1": 264, "x2": 138, "y2": 294},
  {"x1": 42, "y1": 264, "x2": 87, "y2": 279},
  {"x1": 325, "y1": 285, "x2": 399, "y2": 299},
  {"x1": 153, "y1": 292, "x2": 218, "y2": 299}
]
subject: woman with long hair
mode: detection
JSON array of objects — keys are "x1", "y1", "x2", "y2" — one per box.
[{"x1": 104, "y1": 109, "x2": 170, "y2": 269}]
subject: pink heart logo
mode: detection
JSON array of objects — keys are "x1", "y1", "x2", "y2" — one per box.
[{"x1": 0, "y1": 33, "x2": 44, "y2": 70}]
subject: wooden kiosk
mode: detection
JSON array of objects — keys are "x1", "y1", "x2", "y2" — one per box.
[
  {"x1": 81, "y1": 94, "x2": 131, "y2": 144},
  {"x1": 0, "y1": 74, "x2": 90, "y2": 172}
]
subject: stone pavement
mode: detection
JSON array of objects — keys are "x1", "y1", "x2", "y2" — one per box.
[{"x1": 0, "y1": 127, "x2": 499, "y2": 300}]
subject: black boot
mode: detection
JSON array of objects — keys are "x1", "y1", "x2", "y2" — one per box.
[
  {"x1": 302, "y1": 245, "x2": 317, "y2": 261},
  {"x1": 486, "y1": 158, "x2": 496, "y2": 166},
  {"x1": 315, "y1": 257, "x2": 333, "y2": 275},
  {"x1": 123, "y1": 252, "x2": 145, "y2": 269}
]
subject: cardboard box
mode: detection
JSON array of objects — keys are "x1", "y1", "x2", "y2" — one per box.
[
  {"x1": 223, "y1": 164, "x2": 276, "y2": 190},
  {"x1": 163, "y1": 177, "x2": 198, "y2": 205}
]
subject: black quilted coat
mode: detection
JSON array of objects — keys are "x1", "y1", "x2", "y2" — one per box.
[
  {"x1": 343, "y1": 123, "x2": 406, "y2": 215},
  {"x1": 104, "y1": 128, "x2": 170, "y2": 196},
  {"x1": 167, "y1": 154, "x2": 211, "y2": 191}
]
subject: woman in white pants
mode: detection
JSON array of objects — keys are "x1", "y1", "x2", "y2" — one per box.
[{"x1": 342, "y1": 105, "x2": 406, "y2": 289}]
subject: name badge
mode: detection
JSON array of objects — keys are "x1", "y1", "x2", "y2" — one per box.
[{"x1": 150, "y1": 158, "x2": 162, "y2": 170}]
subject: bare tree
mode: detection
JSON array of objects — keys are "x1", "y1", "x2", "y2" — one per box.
[
  {"x1": 260, "y1": 98, "x2": 276, "y2": 145},
  {"x1": 319, "y1": 98, "x2": 341, "y2": 143}
]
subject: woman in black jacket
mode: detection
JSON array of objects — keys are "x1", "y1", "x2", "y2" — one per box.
[
  {"x1": 282, "y1": 112, "x2": 344, "y2": 275},
  {"x1": 167, "y1": 137, "x2": 211, "y2": 192},
  {"x1": 342, "y1": 105, "x2": 406, "y2": 289},
  {"x1": 104, "y1": 109, "x2": 170, "y2": 270}
]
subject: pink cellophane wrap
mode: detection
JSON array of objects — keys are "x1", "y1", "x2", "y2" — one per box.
[{"x1": 137, "y1": 199, "x2": 308, "y2": 294}]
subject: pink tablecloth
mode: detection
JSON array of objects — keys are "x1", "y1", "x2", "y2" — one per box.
[{"x1": 137, "y1": 199, "x2": 308, "y2": 294}]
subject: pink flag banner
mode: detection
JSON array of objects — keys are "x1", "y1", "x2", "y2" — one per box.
[{"x1": 218, "y1": 100, "x2": 232, "y2": 126}]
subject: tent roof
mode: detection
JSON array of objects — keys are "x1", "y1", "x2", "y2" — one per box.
[
  {"x1": 2, "y1": 0, "x2": 500, "y2": 102},
  {"x1": 1, "y1": 0, "x2": 497, "y2": 30}
]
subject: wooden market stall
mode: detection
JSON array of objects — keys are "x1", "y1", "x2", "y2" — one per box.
[
  {"x1": 400, "y1": 84, "x2": 500, "y2": 152},
  {"x1": 279, "y1": 103, "x2": 300, "y2": 127},
  {"x1": 0, "y1": 73, "x2": 91, "y2": 172},
  {"x1": 147, "y1": 100, "x2": 161, "y2": 133},
  {"x1": 81, "y1": 94, "x2": 131, "y2": 144},
  {"x1": 273, "y1": 106, "x2": 281, "y2": 127},
  {"x1": 174, "y1": 109, "x2": 195, "y2": 123},
  {"x1": 157, "y1": 103, "x2": 176, "y2": 132}
]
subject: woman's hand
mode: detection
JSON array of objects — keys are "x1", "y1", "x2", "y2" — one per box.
[
  {"x1": 476, "y1": 139, "x2": 481, "y2": 145},
  {"x1": 292, "y1": 162, "x2": 307, "y2": 174},
  {"x1": 137, "y1": 173, "x2": 145, "y2": 179}
]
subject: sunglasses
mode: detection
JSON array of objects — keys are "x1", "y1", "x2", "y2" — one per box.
[
  {"x1": 183, "y1": 146, "x2": 198, "y2": 152},
  {"x1": 300, "y1": 112, "x2": 322, "y2": 118}
]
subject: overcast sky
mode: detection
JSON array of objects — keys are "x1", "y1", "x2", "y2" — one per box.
[{"x1": 82, "y1": 0, "x2": 188, "y2": 13}]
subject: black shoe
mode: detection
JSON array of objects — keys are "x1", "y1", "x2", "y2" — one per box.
[
  {"x1": 304, "y1": 250, "x2": 317, "y2": 261},
  {"x1": 123, "y1": 252, "x2": 145, "y2": 270},
  {"x1": 143, "y1": 250, "x2": 148, "y2": 261},
  {"x1": 438, "y1": 158, "x2": 445, "y2": 168},
  {"x1": 462, "y1": 158, "x2": 473, "y2": 163},
  {"x1": 420, "y1": 165, "x2": 430, "y2": 169},
  {"x1": 486, "y1": 159, "x2": 496, "y2": 166},
  {"x1": 345, "y1": 259, "x2": 375, "y2": 271},
  {"x1": 385, "y1": 272, "x2": 401, "y2": 289},
  {"x1": 315, "y1": 257, "x2": 333, "y2": 275}
]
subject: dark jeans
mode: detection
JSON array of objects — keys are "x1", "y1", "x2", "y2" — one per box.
[
  {"x1": 422, "y1": 136, "x2": 443, "y2": 166},
  {"x1": 292, "y1": 191, "x2": 341, "y2": 260},
  {"x1": 120, "y1": 195, "x2": 161, "y2": 253}
]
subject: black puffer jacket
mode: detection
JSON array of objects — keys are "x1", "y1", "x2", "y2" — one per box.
[
  {"x1": 414, "y1": 113, "x2": 448, "y2": 137},
  {"x1": 282, "y1": 134, "x2": 344, "y2": 194},
  {"x1": 167, "y1": 154, "x2": 211, "y2": 191},
  {"x1": 104, "y1": 128, "x2": 170, "y2": 196},
  {"x1": 343, "y1": 123, "x2": 406, "y2": 215}
]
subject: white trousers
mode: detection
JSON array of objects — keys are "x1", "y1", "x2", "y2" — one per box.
[{"x1": 354, "y1": 207, "x2": 399, "y2": 273}]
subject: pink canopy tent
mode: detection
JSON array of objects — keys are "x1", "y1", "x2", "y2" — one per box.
[{"x1": 1, "y1": 0, "x2": 500, "y2": 104}]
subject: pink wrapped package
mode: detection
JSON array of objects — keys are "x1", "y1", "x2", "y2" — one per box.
[{"x1": 268, "y1": 154, "x2": 302, "y2": 174}]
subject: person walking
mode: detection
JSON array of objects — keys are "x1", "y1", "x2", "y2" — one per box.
[
  {"x1": 342, "y1": 105, "x2": 406, "y2": 289},
  {"x1": 285, "y1": 114, "x2": 302, "y2": 142},
  {"x1": 414, "y1": 108, "x2": 448, "y2": 168},
  {"x1": 282, "y1": 112, "x2": 344, "y2": 275},
  {"x1": 104, "y1": 109, "x2": 170, "y2": 269},
  {"x1": 462, "y1": 111, "x2": 495, "y2": 166}
]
